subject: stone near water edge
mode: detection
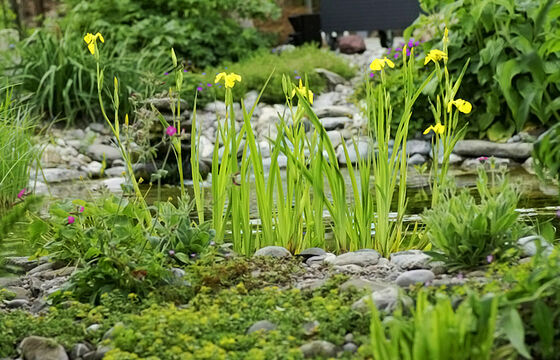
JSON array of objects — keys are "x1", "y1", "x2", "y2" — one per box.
[
  {"x1": 97, "y1": 177, "x2": 126, "y2": 193},
  {"x1": 336, "y1": 139, "x2": 372, "y2": 165},
  {"x1": 522, "y1": 157, "x2": 535, "y2": 175},
  {"x1": 326, "y1": 130, "x2": 344, "y2": 149},
  {"x1": 104, "y1": 166, "x2": 126, "y2": 178},
  {"x1": 298, "y1": 247, "x2": 327, "y2": 259},
  {"x1": 338, "y1": 34, "x2": 366, "y2": 54},
  {"x1": 407, "y1": 140, "x2": 431, "y2": 156},
  {"x1": 312, "y1": 92, "x2": 344, "y2": 109},
  {"x1": 18, "y1": 336, "x2": 69, "y2": 360},
  {"x1": 86, "y1": 144, "x2": 121, "y2": 163},
  {"x1": 315, "y1": 68, "x2": 347, "y2": 88},
  {"x1": 395, "y1": 269, "x2": 435, "y2": 287},
  {"x1": 343, "y1": 343, "x2": 358, "y2": 353},
  {"x1": 4, "y1": 299, "x2": 29, "y2": 309},
  {"x1": 390, "y1": 250, "x2": 432, "y2": 270},
  {"x1": 28, "y1": 262, "x2": 55, "y2": 276},
  {"x1": 330, "y1": 250, "x2": 380, "y2": 267},
  {"x1": 247, "y1": 320, "x2": 277, "y2": 334},
  {"x1": 453, "y1": 140, "x2": 533, "y2": 160},
  {"x1": 315, "y1": 105, "x2": 355, "y2": 118},
  {"x1": 517, "y1": 235, "x2": 553, "y2": 257},
  {"x1": 253, "y1": 246, "x2": 291, "y2": 258},
  {"x1": 84, "y1": 161, "x2": 103, "y2": 178},
  {"x1": 320, "y1": 117, "x2": 351, "y2": 131},
  {"x1": 407, "y1": 153, "x2": 426, "y2": 165},
  {"x1": 300, "y1": 340, "x2": 339, "y2": 358},
  {"x1": 30, "y1": 168, "x2": 87, "y2": 184}
]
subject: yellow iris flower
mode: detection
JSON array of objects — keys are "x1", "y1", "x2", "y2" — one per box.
[
  {"x1": 423, "y1": 123, "x2": 445, "y2": 135},
  {"x1": 424, "y1": 49, "x2": 447, "y2": 65},
  {"x1": 447, "y1": 99, "x2": 472, "y2": 114},
  {"x1": 291, "y1": 79, "x2": 314, "y2": 105},
  {"x1": 369, "y1": 57, "x2": 395, "y2": 71},
  {"x1": 215, "y1": 72, "x2": 242, "y2": 89},
  {"x1": 84, "y1": 32, "x2": 104, "y2": 55}
]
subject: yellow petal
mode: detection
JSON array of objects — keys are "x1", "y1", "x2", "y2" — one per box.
[
  {"x1": 447, "y1": 101, "x2": 454, "y2": 113},
  {"x1": 435, "y1": 123, "x2": 445, "y2": 134},
  {"x1": 423, "y1": 126, "x2": 434, "y2": 135},
  {"x1": 231, "y1": 73, "x2": 241, "y2": 83},
  {"x1": 369, "y1": 59, "x2": 384, "y2": 71},
  {"x1": 96, "y1": 32, "x2": 104, "y2": 43},
  {"x1": 87, "y1": 43, "x2": 95, "y2": 55},
  {"x1": 424, "y1": 54, "x2": 432, "y2": 65},
  {"x1": 457, "y1": 99, "x2": 472, "y2": 114},
  {"x1": 84, "y1": 33, "x2": 93, "y2": 44},
  {"x1": 215, "y1": 72, "x2": 226, "y2": 84},
  {"x1": 384, "y1": 57, "x2": 395, "y2": 68},
  {"x1": 308, "y1": 90, "x2": 314, "y2": 105}
]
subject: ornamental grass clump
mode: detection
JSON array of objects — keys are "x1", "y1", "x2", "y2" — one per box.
[{"x1": 422, "y1": 168, "x2": 527, "y2": 270}]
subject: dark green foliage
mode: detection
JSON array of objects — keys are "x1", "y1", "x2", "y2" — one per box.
[
  {"x1": 25, "y1": 195, "x2": 213, "y2": 302},
  {"x1": 422, "y1": 169, "x2": 527, "y2": 270},
  {"x1": 405, "y1": 0, "x2": 560, "y2": 139},
  {"x1": 533, "y1": 122, "x2": 560, "y2": 186},
  {"x1": 7, "y1": 29, "x2": 167, "y2": 124},
  {"x1": 60, "y1": 0, "x2": 280, "y2": 68}
]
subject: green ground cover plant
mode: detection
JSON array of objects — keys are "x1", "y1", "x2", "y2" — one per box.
[
  {"x1": 422, "y1": 167, "x2": 528, "y2": 270},
  {"x1": 405, "y1": 0, "x2": 560, "y2": 139}
]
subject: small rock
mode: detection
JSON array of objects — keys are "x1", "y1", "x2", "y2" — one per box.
[
  {"x1": 30, "y1": 300, "x2": 47, "y2": 314},
  {"x1": 352, "y1": 286, "x2": 400, "y2": 312},
  {"x1": 4, "y1": 286, "x2": 29, "y2": 300},
  {"x1": 84, "y1": 161, "x2": 103, "y2": 178},
  {"x1": 299, "y1": 248, "x2": 327, "y2": 259},
  {"x1": 87, "y1": 123, "x2": 106, "y2": 134},
  {"x1": 4, "y1": 257, "x2": 44, "y2": 272},
  {"x1": 522, "y1": 157, "x2": 535, "y2": 175},
  {"x1": 32, "y1": 168, "x2": 86, "y2": 183},
  {"x1": 86, "y1": 324, "x2": 102, "y2": 333},
  {"x1": 296, "y1": 278, "x2": 328, "y2": 291},
  {"x1": 4, "y1": 299, "x2": 29, "y2": 308},
  {"x1": 302, "y1": 320, "x2": 320, "y2": 335},
  {"x1": 322, "y1": 253, "x2": 337, "y2": 264},
  {"x1": 517, "y1": 235, "x2": 553, "y2": 257},
  {"x1": 453, "y1": 140, "x2": 532, "y2": 160},
  {"x1": 70, "y1": 343, "x2": 92, "y2": 360},
  {"x1": 253, "y1": 246, "x2": 291, "y2": 258},
  {"x1": 18, "y1": 336, "x2": 69, "y2": 360},
  {"x1": 320, "y1": 117, "x2": 351, "y2": 130},
  {"x1": 390, "y1": 250, "x2": 432, "y2": 270},
  {"x1": 395, "y1": 269, "x2": 435, "y2": 287},
  {"x1": 332, "y1": 264, "x2": 363, "y2": 273},
  {"x1": 407, "y1": 140, "x2": 431, "y2": 155},
  {"x1": 28, "y1": 262, "x2": 55, "y2": 276},
  {"x1": 86, "y1": 144, "x2": 121, "y2": 163},
  {"x1": 315, "y1": 68, "x2": 347, "y2": 88},
  {"x1": 343, "y1": 343, "x2": 358, "y2": 353},
  {"x1": 331, "y1": 250, "x2": 380, "y2": 267},
  {"x1": 315, "y1": 106, "x2": 355, "y2": 118},
  {"x1": 344, "y1": 333, "x2": 354, "y2": 343},
  {"x1": 170, "y1": 268, "x2": 186, "y2": 278},
  {"x1": 338, "y1": 34, "x2": 366, "y2": 54},
  {"x1": 300, "y1": 340, "x2": 338, "y2": 358},
  {"x1": 247, "y1": 320, "x2": 277, "y2": 334},
  {"x1": 104, "y1": 166, "x2": 126, "y2": 178},
  {"x1": 339, "y1": 278, "x2": 387, "y2": 292},
  {"x1": 408, "y1": 153, "x2": 426, "y2": 165},
  {"x1": 337, "y1": 140, "x2": 372, "y2": 165}
]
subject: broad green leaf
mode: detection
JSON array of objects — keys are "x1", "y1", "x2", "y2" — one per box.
[{"x1": 503, "y1": 307, "x2": 532, "y2": 359}]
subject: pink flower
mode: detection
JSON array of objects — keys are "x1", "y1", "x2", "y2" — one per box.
[
  {"x1": 486, "y1": 254, "x2": 493, "y2": 263},
  {"x1": 68, "y1": 216, "x2": 75, "y2": 224},
  {"x1": 79, "y1": 206, "x2": 85, "y2": 213},
  {"x1": 166, "y1": 126, "x2": 177, "y2": 136},
  {"x1": 478, "y1": 156, "x2": 489, "y2": 161},
  {"x1": 17, "y1": 188, "x2": 26, "y2": 199}
]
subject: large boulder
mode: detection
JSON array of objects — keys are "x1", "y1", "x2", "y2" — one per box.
[
  {"x1": 19, "y1": 336, "x2": 69, "y2": 360},
  {"x1": 338, "y1": 35, "x2": 366, "y2": 54}
]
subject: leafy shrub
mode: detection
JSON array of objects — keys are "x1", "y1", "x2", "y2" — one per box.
[
  {"x1": 26, "y1": 195, "x2": 213, "y2": 302},
  {"x1": 533, "y1": 122, "x2": 560, "y2": 187},
  {"x1": 60, "y1": 0, "x2": 280, "y2": 68},
  {"x1": 189, "y1": 45, "x2": 355, "y2": 105},
  {"x1": 404, "y1": 0, "x2": 560, "y2": 139},
  {"x1": 0, "y1": 87, "x2": 35, "y2": 210},
  {"x1": 6, "y1": 29, "x2": 167, "y2": 123},
  {"x1": 422, "y1": 168, "x2": 527, "y2": 270},
  {"x1": 364, "y1": 291, "x2": 498, "y2": 360}
]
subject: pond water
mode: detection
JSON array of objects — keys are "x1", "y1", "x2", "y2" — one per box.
[{"x1": 2, "y1": 165, "x2": 559, "y2": 272}]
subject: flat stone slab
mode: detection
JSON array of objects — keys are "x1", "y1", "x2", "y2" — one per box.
[
  {"x1": 453, "y1": 140, "x2": 532, "y2": 160},
  {"x1": 253, "y1": 246, "x2": 291, "y2": 258},
  {"x1": 390, "y1": 250, "x2": 432, "y2": 270},
  {"x1": 330, "y1": 250, "x2": 380, "y2": 267},
  {"x1": 396, "y1": 269, "x2": 435, "y2": 287}
]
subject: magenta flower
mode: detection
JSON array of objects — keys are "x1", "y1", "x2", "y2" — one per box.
[
  {"x1": 478, "y1": 156, "x2": 489, "y2": 161},
  {"x1": 68, "y1": 216, "x2": 75, "y2": 225},
  {"x1": 166, "y1": 126, "x2": 177, "y2": 136},
  {"x1": 164, "y1": 72, "x2": 169, "y2": 76},
  {"x1": 79, "y1": 206, "x2": 85, "y2": 213},
  {"x1": 408, "y1": 39, "x2": 414, "y2": 48},
  {"x1": 17, "y1": 188, "x2": 26, "y2": 199},
  {"x1": 414, "y1": 41, "x2": 419, "y2": 47},
  {"x1": 197, "y1": 86, "x2": 203, "y2": 92},
  {"x1": 369, "y1": 72, "x2": 375, "y2": 78},
  {"x1": 206, "y1": 83, "x2": 212, "y2": 87},
  {"x1": 486, "y1": 254, "x2": 494, "y2": 263},
  {"x1": 394, "y1": 53, "x2": 399, "y2": 59}
]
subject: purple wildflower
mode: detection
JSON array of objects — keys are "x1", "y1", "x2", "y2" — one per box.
[
  {"x1": 408, "y1": 39, "x2": 414, "y2": 48},
  {"x1": 487, "y1": 254, "x2": 494, "y2": 263},
  {"x1": 17, "y1": 188, "x2": 26, "y2": 199},
  {"x1": 295, "y1": 76, "x2": 301, "y2": 80},
  {"x1": 68, "y1": 216, "x2": 75, "y2": 225},
  {"x1": 164, "y1": 72, "x2": 169, "y2": 76},
  {"x1": 79, "y1": 206, "x2": 85, "y2": 213},
  {"x1": 197, "y1": 86, "x2": 203, "y2": 92},
  {"x1": 394, "y1": 53, "x2": 399, "y2": 59},
  {"x1": 207, "y1": 83, "x2": 212, "y2": 87},
  {"x1": 169, "y1": 250, "x2": 175, "y2": 256},
  {"x1": 166, "y1": 126, "x2": 177, "y2": 136}
]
